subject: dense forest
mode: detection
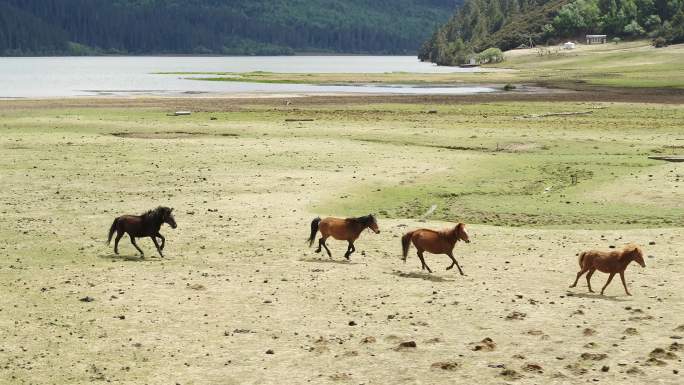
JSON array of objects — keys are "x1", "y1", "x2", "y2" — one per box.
[
  {"x1": 420, "y1": 0, "x2": 684, "y2": 65},
  {"x1": 0, "y1": 0, "x2": 460, "y2": 56}
]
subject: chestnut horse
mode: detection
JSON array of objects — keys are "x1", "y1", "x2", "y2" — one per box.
[
  {"x1": 107, "y1": 206, "x2": 177, "y2": 258},
  {"x1": 308, "y1": 215, "x2": 380, "y2": 260},
  {"x1": 401, "y1": 223, "x2": 470, "y2": 274},
  {"x1": 570, "y1": 244, "x2": 645, "y2": 296}
]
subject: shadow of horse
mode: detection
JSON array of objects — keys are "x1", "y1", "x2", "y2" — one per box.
[
  {"x1": 566, "y1": 292, "x2": 629, "y2": 302},
  {"x1": 98, "y1": 253, "x2": 147, "y2": 262},
  {"x1": 299, "y1": 257, "x2": 362, "y2": 265},
  {"x1": 389, "y1": 270, "x2": 455, "y2": 283}
]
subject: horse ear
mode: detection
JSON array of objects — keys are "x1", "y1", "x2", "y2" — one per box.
[{"x1": 170, "y1": 207, "x2": 174, "y2": 212}]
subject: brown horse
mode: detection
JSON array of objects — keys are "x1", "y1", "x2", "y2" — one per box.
[
  {"x1": 402, "y1": 223, "x2": 470, "y2": 274},
  {"x1": 308, "y1": 215, "x2": 380, "y2": 260},
  {"x1": 107, "y1": 206, "x2": 177, "y2": 258},
  {"x1": 569, "y1": 244, "x2": 645, "y2": 296}
]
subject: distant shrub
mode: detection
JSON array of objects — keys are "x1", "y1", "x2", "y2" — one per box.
[
  {"x1": 476, "y1": 47, "x2": 504, "y2": 64},
  {"x1": 653, "y1": 37, "x2": 668, "y2": 48},
  {"x1": 503, "y1": 84, "x2": 516, "y2": 91},
  {"x1": 612, "y1": 37, "x2": 621, "y2": 44}
]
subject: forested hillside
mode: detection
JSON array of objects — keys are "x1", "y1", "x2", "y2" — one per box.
[
  {"x1": 420, "y1": 0, "x2": 684, "y2": 65},
  {"x1": 0, "y1": 0, "x2": 460, "y2": 56}
]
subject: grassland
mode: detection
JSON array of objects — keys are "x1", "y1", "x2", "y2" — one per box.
[
  {"x1": 162, "y1": 41, "x2": 684, "y2": 89},
  {"x1": 1, "y1": 95, "x2": 683, "y2": 384}
]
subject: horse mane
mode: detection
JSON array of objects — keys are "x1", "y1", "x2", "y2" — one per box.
[
  {"x1": 621, "y1": 244, "x2": 642, "y2": 259},
  {"x1": 141, "y1": 206, "x2": 168, "y2": 222},
  {"x1": 351, "y1": 214, "x2": 375, "y2": 226}
]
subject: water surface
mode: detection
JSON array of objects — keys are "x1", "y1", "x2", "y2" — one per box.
[{"x1": 0, "y1": 56, "x2": 494, "y2": 97}]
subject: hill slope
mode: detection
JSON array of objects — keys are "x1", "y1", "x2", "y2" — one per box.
[
  {"x1": 0, "y1": 0, "x2": 461, "y2": 56},
  {"x1": 420, "y1": 0, "x2": 684, "y2": 65}
]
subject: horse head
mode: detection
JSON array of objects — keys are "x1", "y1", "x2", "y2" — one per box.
[
  {"x1": 162, "y1": 207, "x2": 177, "y2": 229},
  {"x1": 366, "y1": 214, "x2": 380, "y2": 234},
  {"x1": 456, "y1": 223, "x2": 470, "y2": 243},
  {"x1": 625, "y1": 244, "x2": 645, "y2": 267}
]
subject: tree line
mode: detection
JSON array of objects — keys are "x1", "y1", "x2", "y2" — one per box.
[{"x1": 0, "y1": 0, "x2": 460, "y2": 56}]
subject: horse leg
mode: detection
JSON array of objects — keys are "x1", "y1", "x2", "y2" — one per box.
[
  {"x1": 447, "y1": 252, "x2": 464, "y2": 275},
  {"x1": 129, "y1": 235, "x2": 144, "y2": 258},
  {"x1": 157, "y1": 233, "x2": 165, "y2": 250},
  {"x1": 570, "y1": 267, "x2": 589, "y2": 288},
  {"x1": 619, "y1": 271, "x2": 631, "y2": 296},
  {"x1": 586, "y1": 269, "x2": 596, "y2": 293},
  {"x1": 151, "y1": 236, "x2": 164, "y2": 258},
  {"x1": 114, "y1": 231, "x2": 123, "y2": 254},
  {"x1": 320, "y1": 237, "x2": 332, "y2": 258},
  {"x1": 344, "y1": 241, "x2": 355, "y2": 260},
  {"x1": 600, "y1": 272, "x2": 616, "y2": 295},
  {"x1": 418, "y1": 251, "x2": 432, "y2": 273}
]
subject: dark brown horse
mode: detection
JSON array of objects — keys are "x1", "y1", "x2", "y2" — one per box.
[
  {"x1": 107, "y1": 206, "x2": 177, "y2": 258},
  {"x1": 401, "y1": 223, "x2": 470, "y2": 274},
  {"x1": 570, "y1": 244, "x2": 645, "y2": 296},
  {"x1": 308, "y1": 214, "x2": 380, "y2": 260}
]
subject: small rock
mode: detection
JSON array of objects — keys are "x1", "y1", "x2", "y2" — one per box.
[
  {"x1": 580, "y1": 353, "x2": 607, "y2": 361},
  {"x1": 601, "y1": 365, "x2": 609, "y2": 372},
  {"x1": 360, "y1": 336, "x2": 376, "y2": 344},
  {"x1": 523, "y1": 363, "x2": 543, "y2": 374},
  {"x1": 348, "y1": 321, "x2": 357, "y2": 326},
  {"x1": 79, "y1": 296, "x2": 94, "y2": 302},
  {"x1": 506, "y1": 311, "x2": 527, "y2": 321},
  {"x1": 265, "y1": 349, "x2": 274, "y2": 354},
  {"x1": 397, "y1": 341, "x2": 417, "y2": 349},
  {"x1": 431, "y1": 360, "x2": 460, "y2": 371}
]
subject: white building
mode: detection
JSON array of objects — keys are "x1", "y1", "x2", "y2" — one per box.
[{"x1": 586, "y1": 35, "x2": 607, "y2": 44}]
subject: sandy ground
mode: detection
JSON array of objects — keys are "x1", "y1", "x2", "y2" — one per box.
[{"x1": 0, "y1": 95, "x2": 682, "y2": 384}]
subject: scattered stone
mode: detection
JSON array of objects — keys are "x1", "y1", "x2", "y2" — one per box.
[
  {"x1": 674, "y1": 325, "x2": 684, "y2": 332},
  {"x1": 329, "y1": 373, "x2": 351, "y2": 381},
  {"x1": 360, "y1": 336, "x2": 376, "y2": 344},
  {"x1": 626, "y1": 366, "x2": 644, "y2": 375},
  {"x1": 265, "y1": 349, "x2": 274, "y2": 354},
  {"x1": 500, "y1": 369, "x2": 523, "y2": 380},
  {"x1": 580, "y1": 353, "x2": 607, "y2": 361},
  {"x1": 188, "y1": 283, "x2": 206, "y2": 290},
  {"x1": 431, "y1": 360, "x2": 460, "y2": 371},
  {"x1": 583, "y1": 328, "x2": 596, "y2": 336},
  {"x1": 650, "y1": 348, "x2": 678, "y2": 360},
  {"x1": 348, "y1": 321, "x2": 357, "y2": 326},
  {"x1": 396, "y1": 341, "x2": 417, "y2": 350},
  {"x1": 79, "y1": 296, "x2": 94, "y2": 302},
  {"x1": 506, "y1": 311, "x2": 527, "y2": 321},
  {"x1": 645, "y1": 357, "x2": 666, "y2": 366},
  {"x1": 471, "y1": 337, "x2": 496, "y2": 352},
  {"x1": 601, "y1": 365, "x2": 610, "y2": 372},
  {"x1": 624, "y1": 328, "x2": 638, "y2": 335},
  {"x1": 669, "y1": 342, "x2": 682, "y2": 351},
  {"x1": 522, "y1": 363, "x2": 543, "y2": 374},
  {"x1": 648, "y1": 241, "x2": 656, "y2": 245}
]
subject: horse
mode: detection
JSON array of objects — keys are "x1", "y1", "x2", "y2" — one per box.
[
  {"x1": 307, "y1": 214, "x2": 380, "y2": 260},
  {"x1": 401, "y1": 223, "x2": 470, "y2": 275},
  {"x1": 107, "y1": 206, "x2": 177, "y2": 258},
  {"x1": 569, "y1": 244, "x2": 645, "y2": 296}
]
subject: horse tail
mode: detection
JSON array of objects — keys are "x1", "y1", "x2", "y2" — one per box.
[
  {"x1": 401, "y1": 231, "x2": 414, "y2": 262},
  {"x1": 578, "y1": 251, "x2": 587, "y2": 267},
  {"x1": 307, "y1": 217, "x2": 321, "y2": 247},
  {"x1": 107, "y1": 217, "x2": 119, "y2": 244}
]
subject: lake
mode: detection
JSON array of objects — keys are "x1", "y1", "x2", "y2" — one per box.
[{"x1": 0, "y1": 56, "x2": 495, "y2": 98}]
